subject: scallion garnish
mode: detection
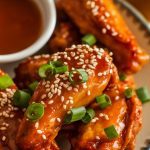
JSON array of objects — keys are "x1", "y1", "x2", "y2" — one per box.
[
  {"x1": 50, "y1": 61, "x2": 68, "y2": 74},
  {"x1": 69, "y1": 69, "x2": 88, "y2": 84},
  {"x1": 26, "y1": 103, "x2": 44, "y2": 121},
  {"x1": 0, "y1": 75, "x2": 14, "y2": 90},
  {"x1": 96, "y1": 94, "x2": 111, "y2": 109},
  {"x1": 104, "y1": 125, "x2": 119, "y2": 139},
  {"x1": 38, "y1": 61, "x2": 68, "y2": 78},
  {"x1": 124, "y1": 88, "x2": 133, "y2": 99},
  {"x1": 82, "y1": 34, "x2": 97, "y2": 46},
  {"x1": 136, "y1": 87, "x2": 150, "y2": 103},
  {"x1": 82, "y1": 108, "x2": 95, "y2": 123},
  {"x1": 119, "y1": 73, "x2": 126, "y2": 81},
  {"x1": 64, "y1": 106, "x2": 86, "y2": 124},
  {"x1": 38, "y1": 64, "x2": 53, "y2": 78},
  {"x1": 13, "y1": 90, "x2": 31, "y2": 108},
  {"x1": 28, "y1": 81, "x2": 38, "y2": 92}
]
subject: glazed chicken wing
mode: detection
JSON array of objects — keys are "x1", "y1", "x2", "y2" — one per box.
[
  {"x1": 61, "y1": 0, "x2": 149, "y2": 73},
  {"x1": 16, "y1": 45, "x2": 115, "y2": 149},
  {"x1": 71, "y1": 75, "x2": 142, "y2": 150},
  {"x1": 0, "y1": 69, "x2": 23, "y2": 150},
  {"x1": 14, "y1": 55, "x2": 50, "y2": 89},
  {"x1": 49, "y1": 22, "x2": 80, "y2": 54}
]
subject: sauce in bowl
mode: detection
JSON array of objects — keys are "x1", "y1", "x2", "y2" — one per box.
[
  {"x1": 0, "y1": 0, "x2": 42, "y2": 55},
  {"x1": 127, "y1": 0, "x2": 150, "y2": 21}
]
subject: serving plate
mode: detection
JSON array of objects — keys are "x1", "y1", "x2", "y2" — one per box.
[{"x1": 0, "y1": 3, "x2": 150, "y2": 150}]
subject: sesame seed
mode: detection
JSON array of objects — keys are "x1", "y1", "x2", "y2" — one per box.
[
  {"x1": 35, "y1": 122, "x2": 39, "y2": 129},
  {"x1": 42, "y1": 134, "x2": 47, "y2": 140},
  {"x1": 102, "y1": 28, "x2": 107, "y2": 34},
  {"x1": 56, "y1": 118, "x2": 61, "y2": 122},
  {"x1": 37, "y1": 130, "x2": 43, "y2": 134},
  {"x1": 61, "y1": 96, "x2": 64, "y2": 102},
  {"x1": 87, "y1": 90, "x2": 91, "y2": 96},
  {"x1": 96, "y1": 136, "x2": 100, "y2": 140},
  {"x1": 2, "y1": 136, "x2": 6, "y2": 141},
  {"x1": 48, "y1": 100, "x2": 54, "y2": 104}
]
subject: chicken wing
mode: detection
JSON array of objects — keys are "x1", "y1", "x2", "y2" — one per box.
[
  {"x1": 49, "y1": 22, "x2": 80, "y2": 54},
  {"x1": 0, "y1": 69, "x2": 23, "y2": 150},
  {"x1": 14, "y1": 54, "x2": 50, "y2": 89},
  {"x1": 71, "y1": 75, "x2": 142, "y2": 150},
  {"x1": 16, "y1": 44, "x2": 115, "y2": 149},
  {"x1": 61, "y1": 0, "x2": 149, "y2": 73}
]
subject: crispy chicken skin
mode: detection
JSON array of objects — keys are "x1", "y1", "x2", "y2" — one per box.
[
  {"x1": 48, "y1": 0, "x2": 80, "y2": 54},
  {"x1": 14, "y1": 55, "x2": 50, "y2": 89},
  {"x1": 61, "y1": 0, "x2": 149, "y2": 73},
  {"x1": 49, "y1": 22, "x2": 80, "y2": 54},
  {"x1": 0, "y1": 69, "x2": 22, "y2": 150},
  {"x1": 71, "y1": 75, "x2": 142, "y2": 150},
  {"x1": 16, "y1": 45, "x2": 114, "y2": 149}
]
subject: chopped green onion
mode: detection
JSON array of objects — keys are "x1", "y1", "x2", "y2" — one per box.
[
  {"x1": 50, "y1": 61, "x2": 68, "y2": 74},
  {"x1": 104, "y1": 125, "x2": 119, "y2": 139},
  {"x1": 38, "y1": 64, "x2": 53, "y2": 78},
  {"x1": 38, "y1": 61, "x2": 68, "y2": 78},
  {"x1": 124, "y1": 88, "x2": 133, "y2": 99},
  {"x1": 28, "y1": 81, "x2": 38, "y2": 92},
  {"x1": 136, "y1": 87, "x2": 150, "y2": 103},
  {"x1": 26, "y1": 103, "x2": 44, "y2": 121},
  {"x1": 64, "y1": 106, "x2": 86, "y2": 124},
  {"x1": 69, "y1": 69, "x2": 88, "y2": 84},
  {"x1": 96, "y1": 94, "x2": 111, "y2": 109},
  {"x1": 13, "y1": 90, "x2": 31, "y2": 108},
  {"x1": 82, "y1": 108, "x2": 95, "y2": 123},
  {"x1": 119, "y1": 73, "x2": 126, "y2": 81},
  {"x1": 82, "y1": 34, "x2": 97, "y2": 46},
  {"x1": 0, "y1": 75, "x2": 14, "y2": 90}
]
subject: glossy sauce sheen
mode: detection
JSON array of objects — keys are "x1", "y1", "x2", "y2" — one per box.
[{"x1": 0, "y1": 0, "x2": 42, "y2": 55}]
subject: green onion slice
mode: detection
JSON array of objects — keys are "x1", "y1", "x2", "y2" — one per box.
[
  {"x1": 64, "y1": 106, "x2": 86, "y2": 124},
  {"x1": 119, "y1": 73, "x2": 126, "y2": 81},
  {"x1": 104, "y1": 125, "x2": 119, "y2": 139},
  {"x1": 136, "y1": 87, "x2": 150, "y2": 103},
  {"x1": 13, "y1": 90, "x2": 31, "y2": 108},
  {"x1": 38, "y1": 64, "x2": 53, "y2": 78},
  {"x1": 69, "y1": 69, "x2": 88, "y2": 84},
  {"x1": 96, "y1": 94, "x2": 112, "y2": 109},
  {"x1": 0, "y1": 74, "x2": 14, "y2": 90},
  {"x1": 26, "y1": 103, "x2": 44, "y2": 121},
  {"x1": 124, "y1": 88, "x2": 133, "y2": 99},
  {"x1": 28, "y1": 81, "x2": 38, "y2": 92},
  {"x1": 82, "y1": 108, "x2": 95, "y2": 123},
  {"x1": 38, "y1": 61, "x2": 68, "y2": 78},
  {"x1": 82, "y1": 34, "x2": 97, "y2": 46},
  {"x1": 50, "y1": 61, "x2": 68, "y2": 74}
]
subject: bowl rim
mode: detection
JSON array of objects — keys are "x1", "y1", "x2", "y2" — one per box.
[{"x1": 0, "y1": 0, "x2": 56, "y2": 63}]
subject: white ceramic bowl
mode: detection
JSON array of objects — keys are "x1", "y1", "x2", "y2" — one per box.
[{"x1": 0, "y1": 0, "x2": 56, "y2": 63}]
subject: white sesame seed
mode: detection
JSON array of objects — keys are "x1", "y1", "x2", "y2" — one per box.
[
  {"x1": 35, "y1": 122, "x2": 39, "y2": 129},
  {"x1": 42, "y1": 134, "x2": 47, "y2": 140},
  {"x1": 61, "y1": 96, "x2": 64, "y2": 102},
  {"x1": 56, "y1": 118, "x2": 61, "y2": 122},
  {"x1": 2, "y1": 136, "x2": 6, "y2": 141},
  {"x1": 48, "y1": 100, "x2": 54, "y2": 104},
  {"x1": 37, "y1": 130, "x2": 43, "y2": 134},
  {"x1": 87, "y1": 90, "x2": 91, "y2": 96},
  {"x1": 102, "y1": 28, "x2": 107, "y2": 34}
]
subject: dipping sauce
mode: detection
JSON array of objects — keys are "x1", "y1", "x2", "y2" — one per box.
[
  {"x1": 127, "y1": 0, "x2": 150, "y2": 21},
  {"x1": 0, "y1": 0, "x2": 42, "y2": 55}
]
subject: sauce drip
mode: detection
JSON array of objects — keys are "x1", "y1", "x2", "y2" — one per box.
[{"x1": 0, "y1": 0, "x2": 42, "y2": 55}]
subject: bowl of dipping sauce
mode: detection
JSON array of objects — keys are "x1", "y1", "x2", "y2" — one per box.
[{"x1": 0, "y1": 0, "x2": 56, "y2": 63}]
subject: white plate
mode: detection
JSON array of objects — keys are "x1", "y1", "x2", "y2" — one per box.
[{"x1": 0, "y1": 5, "x2": 150, "y2": 150}]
